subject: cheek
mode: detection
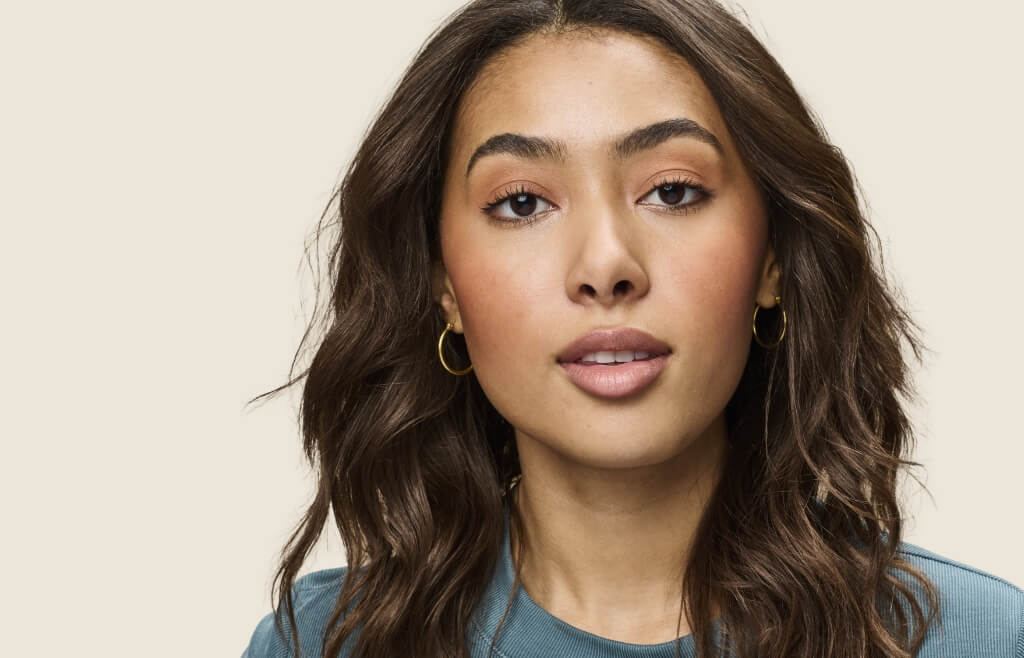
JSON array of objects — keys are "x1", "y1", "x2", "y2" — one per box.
[
  {"x1": 665, "y1": 222, "x2": 764, "y2": 385},
  {"x1": 677, "y1": 240, "x2": 758, "y2": 334},
  {"x1": 449, "y1": 255, "x2": 554, "y2": 425},
  {"x1": 444, "y1": 243, "x2": 547, "y2": 370},
  {"x1": 441, "y1": 221, "x2": 570, "y2": 428}
]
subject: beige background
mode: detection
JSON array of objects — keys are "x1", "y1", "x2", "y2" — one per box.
[{"x1": 1, "y1": 1, "x2": 1021, "y2": 656}]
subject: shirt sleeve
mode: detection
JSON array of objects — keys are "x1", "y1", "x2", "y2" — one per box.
[
  {"x1": 1015, "y1": 589, "x2": 1024, "y2": 658},
  {"x1": 240, "y1": 568, "x2": 349, "y2": 658},
  {"x1": 241, "y1": 609, "x2": 288, "y2": 658}
]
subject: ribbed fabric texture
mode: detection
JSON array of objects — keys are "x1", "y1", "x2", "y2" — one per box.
[{"x1": 242, "y1": 500, "x2": 1024, "y2": 657}]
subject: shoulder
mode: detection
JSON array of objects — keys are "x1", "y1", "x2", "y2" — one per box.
[
  {"x1": 241, "y1": 567, "x2": 351, "y2": 658},
  {"x1": 895, "y1": 541, "x2": 1024, "y2": 657}
]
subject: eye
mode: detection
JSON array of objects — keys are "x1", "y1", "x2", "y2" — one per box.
[
  {"x1": 638, "y1": 177, "x2": 711, "y2": 215},
  {"x1": 480, "y1": 177, "x2": 712, "y2": 226},
  {"x1": 481, "y1": 184, "x2": 556, "y2": 224}
]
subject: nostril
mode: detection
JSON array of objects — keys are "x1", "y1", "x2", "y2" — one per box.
[{"x1": 613, "y1": 280, "x2": 633, "y2": 295}]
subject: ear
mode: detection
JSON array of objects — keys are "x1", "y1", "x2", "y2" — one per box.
[
  {"x1": 431, "y1": 260, "x2": 464, "y2": 333},
  {"x1": 755, "y1": 243, "x2": 782, "y2": 308}
]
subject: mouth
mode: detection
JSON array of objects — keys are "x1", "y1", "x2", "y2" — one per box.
[
  {"x1": 556, "y1": 327, "x2": 671, "y2": 399},
  {"x1": 556, "y1": 327, "x2": 672, "y2": 365}
]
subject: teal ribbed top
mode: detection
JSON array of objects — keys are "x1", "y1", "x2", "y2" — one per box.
[{"x1": 243, "y1": 498, "x2": 1024, "y2": 657}]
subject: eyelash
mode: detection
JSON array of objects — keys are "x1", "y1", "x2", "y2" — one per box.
[{"x1": 480, "y1": 176, "x2": 713, "y2": 226}]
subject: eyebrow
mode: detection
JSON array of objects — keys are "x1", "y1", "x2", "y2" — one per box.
[{"x1": 464, "y1": 117, "x2": 724, "y2": 178}]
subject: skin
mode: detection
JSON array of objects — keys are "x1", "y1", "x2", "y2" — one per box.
[{"x1": 432, "y1": 29, "x2": 780, "y2": 644}]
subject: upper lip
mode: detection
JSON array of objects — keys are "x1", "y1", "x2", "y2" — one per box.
[{"x1": 557, "y1": 327, "x2": 671, "y2": 363}]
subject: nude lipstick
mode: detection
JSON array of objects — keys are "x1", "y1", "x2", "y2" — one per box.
[{"x1": 556, "y1": 327, "x2": 671, "y2": 399}]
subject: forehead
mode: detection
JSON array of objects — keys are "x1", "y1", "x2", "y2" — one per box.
[{"x1": 450, "y1": 29, "x2": 730, "y2": 163}]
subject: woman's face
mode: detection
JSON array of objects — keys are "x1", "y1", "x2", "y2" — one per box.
[{"x1": 434, "y1": 30, "x2": 779, "y2": 469}]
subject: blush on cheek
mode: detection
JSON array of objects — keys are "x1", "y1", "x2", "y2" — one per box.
[
  {"x1": 673, "y1": 239, "x2": 761, "y2": 346},
  {"x1": 672, "y1": 252, "x2": 760, "y2": 423},
  {"x1": 450, "y1": 266, "x2": 517, "y2": 366},
  {"x1": 450, "y1": 242, "x2": 552, "y2": 357}
]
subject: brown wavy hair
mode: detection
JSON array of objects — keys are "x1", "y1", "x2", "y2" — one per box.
[{"x1": 248, "y1": 0, "x2": 941, "y2": 656}]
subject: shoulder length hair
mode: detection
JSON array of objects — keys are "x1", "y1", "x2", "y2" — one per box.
[{"x1": 250, "y1": 1, "x2": 940, "y2": 656}]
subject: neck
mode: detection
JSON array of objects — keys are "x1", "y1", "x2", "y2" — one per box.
[{"x1": 508, "y1": 414, "x2": 727, "y2": 644}]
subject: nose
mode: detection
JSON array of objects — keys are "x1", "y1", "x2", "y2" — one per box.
[{"x1": 564, "y1": 200, "x2": 650, "y2": 308}]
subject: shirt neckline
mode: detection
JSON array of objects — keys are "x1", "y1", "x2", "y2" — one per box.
[{"x1": 469, "y1": 490, "x2": 714, "y2": 658}]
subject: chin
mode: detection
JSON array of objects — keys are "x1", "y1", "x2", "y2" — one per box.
[{"x1": 556, "y1": 426, "x2": 703, "y2": 468}]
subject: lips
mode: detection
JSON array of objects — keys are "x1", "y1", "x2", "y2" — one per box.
[
  {"x1": 556, "y1": 327, "x2": 671, "y2": 399},
  {"x1": 556, "y1": 327, "x2": 671, "y2": 364}
]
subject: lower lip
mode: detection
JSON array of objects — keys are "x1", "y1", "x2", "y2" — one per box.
[{"x1": 559, "y1": 354, "x2": 669, "y2": 399}]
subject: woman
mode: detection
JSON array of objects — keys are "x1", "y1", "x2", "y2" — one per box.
[{"x1": 242, "y1": 1, "x2": 1023, "y2": 656}]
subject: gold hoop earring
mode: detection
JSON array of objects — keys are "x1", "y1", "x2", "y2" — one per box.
[
  {"x1": 438, "y1": 322, "x2": 472, "y2": 376},
  {"x1": 752, "y1": 295, "x2": 787, "y2": 348}
]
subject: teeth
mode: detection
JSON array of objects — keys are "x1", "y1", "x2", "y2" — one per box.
[{"x1": 580, "y1": 350, "x2": 653, "y2": 364}]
